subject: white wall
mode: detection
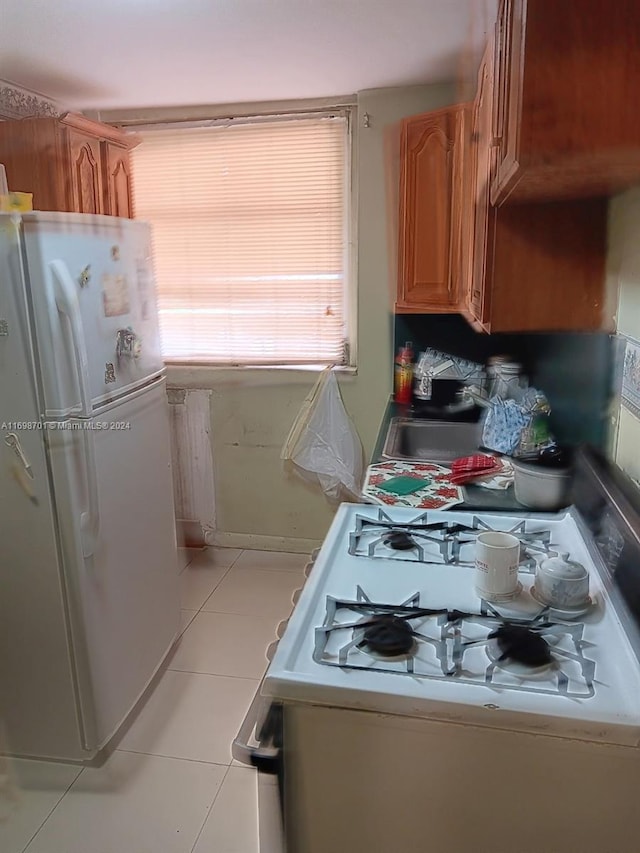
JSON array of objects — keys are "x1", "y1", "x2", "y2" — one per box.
[
  {"x1": 168, "y1": 83, "x2": 456, "y2": 552},
  {"x1": 606, "y1": 186, "x2": 640, "y2": 484}
]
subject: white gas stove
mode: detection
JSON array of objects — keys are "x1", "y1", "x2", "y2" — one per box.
[
  {"x1": 241, "y1": 449, "x2": 640, "y2": 853},
  {"x1": 265, "y1": 504, "x2": 640, "y2": 745}
]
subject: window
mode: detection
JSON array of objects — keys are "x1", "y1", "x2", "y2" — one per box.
[{"x1": 131, "y1": 111, "x2": 352, "y2": 365}]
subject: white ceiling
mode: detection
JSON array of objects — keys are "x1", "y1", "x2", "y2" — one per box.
[{"x1": 0, "y1": 0, "x2": 496, "y2": 111}]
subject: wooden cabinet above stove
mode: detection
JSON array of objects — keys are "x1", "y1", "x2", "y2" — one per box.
[{"x1": 491, "y1": 0, "x2": 640, "y2": 205}]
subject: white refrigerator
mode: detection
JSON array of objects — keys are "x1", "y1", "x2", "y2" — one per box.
[{"x1": 0, "y1": 211, "x2": 180, "y2": 761}]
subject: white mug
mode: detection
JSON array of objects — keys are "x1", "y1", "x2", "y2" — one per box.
[{"x1": 475, "y1": 531, "x2": 521, "y2": 601}]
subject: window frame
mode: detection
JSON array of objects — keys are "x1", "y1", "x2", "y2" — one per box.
[{"x1": 130, "y1": 104, "x2": 358, "y2": 371}]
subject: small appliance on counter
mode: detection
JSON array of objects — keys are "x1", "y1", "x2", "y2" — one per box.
[
  {"x1": 512, "y1": 454, "x2": 573, "y2": 510},
  {"x1": 409, "y1": 348, "x2": 486, "y2": 421}
]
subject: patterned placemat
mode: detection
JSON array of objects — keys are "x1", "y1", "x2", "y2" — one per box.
[{"x1": 362, "y1": 461, "x2": 464, "y2": 509}]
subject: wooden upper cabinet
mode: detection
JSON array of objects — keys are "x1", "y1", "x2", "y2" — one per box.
[
  {"x1": 102, "y1": 142, "x2": 133, "y2": 218},
  {"x1": 468, "y1": 44, "x2": 495, "y2": 326},
  {"x1": 463, "y1": 37, "x2": 608, "y2": 334},
  {"x1": 491, "y1": 0, "x2": 640, "y2": 205},
  {"x1": 397, "y1": 104, "x2": 467, "y2": 312},
  {"x1": 0, "y1": 113, "x2": 139, "y2": 217}
]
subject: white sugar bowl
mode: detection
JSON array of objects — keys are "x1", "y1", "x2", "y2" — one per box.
[{"x1": 534, "y1": 552, "x2": 590, "y2": 609}]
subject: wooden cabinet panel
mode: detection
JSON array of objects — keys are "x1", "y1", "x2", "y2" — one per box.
[
  {"x1": 450, "y1": 105, "x2": 472, "y2": 311},
  {"x1": 397, "y1": 14, "x2": 610, "y2": 332},
  {"x1": 492, "y1": 0, "x2": 640, "y2": 204},
  {"x1": 397, "y1": 105, "x2": 465, "y2": 312},
  {"x1": 0, "y1": 113, "x2": 138, "y2": 217},
  {"x1": 469, "y1": 45, "x2": 494, "y2": 326},
  {"x1": 68, "y1": 131, "x2": 104, "y2": 215},
  {"x1": 464, "y1": 37, "x2": 607, "y2": 333},
  {"x1": 488, "y1": 199, "x2": 607, "y2": 332},
  {"x1": 0, "y1": 119, "x2": 70, "y2": 211},
  {"x1": 102, "y1": 142, "x2": 133, "y2": 218}
]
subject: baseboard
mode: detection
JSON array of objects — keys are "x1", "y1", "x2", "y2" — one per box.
[
  {"x1": 176, "y1": 519, "x2": 212, "y2": 548},
  {"x1": 212, "y1": 530, "x2": 322, "y2": 554}
]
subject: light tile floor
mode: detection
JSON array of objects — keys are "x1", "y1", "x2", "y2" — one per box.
[{"x1": 0, "y1": 547, "x2": 307, "y2": 853}]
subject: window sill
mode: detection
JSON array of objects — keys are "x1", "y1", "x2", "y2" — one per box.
[{"x1": 165, "y1": 362, "x2": 358, "y2": 389}]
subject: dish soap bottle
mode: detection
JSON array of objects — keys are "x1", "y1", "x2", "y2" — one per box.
[{"x1": 394, "y1": 341, "x2": 414, "y2": 404}]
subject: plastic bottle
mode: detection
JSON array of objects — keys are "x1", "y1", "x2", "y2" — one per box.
[{"x1": 394, "y1": 341, "x2": 414, "y2": 404}]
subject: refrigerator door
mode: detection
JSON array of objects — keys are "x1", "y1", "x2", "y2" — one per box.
[
  {"x1": 48, "y1": 377, "x2": 180, "y2": 750},
  {"x1": 19, "y1": 212, "x2": 164, "y2": 418},
  {"x1": 0, "y1": 215, "x2": 87, "y2": 761}
]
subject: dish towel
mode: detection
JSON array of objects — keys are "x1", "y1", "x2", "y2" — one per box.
[{"x1": 450, "y1": 454, "x2": 514, "y2": 490}]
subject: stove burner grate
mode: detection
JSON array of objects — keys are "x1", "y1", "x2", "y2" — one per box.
[
  {"x1": 348, "y1": 509, "x2": 554, "y2": 569},
  {"x1": 313, "y1": 586, "x2": 596, "y2": 698}
]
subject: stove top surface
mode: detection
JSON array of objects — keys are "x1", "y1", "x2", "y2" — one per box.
[
  {"x1": 314, "y1": 586, "x2": 595, "y2": 699},
  {"x1": 348, "y1": 509, "x2": 552, "y2": 569},
  {"x1": 264, "y1": 503, "x2": 640, "y2": 745}
]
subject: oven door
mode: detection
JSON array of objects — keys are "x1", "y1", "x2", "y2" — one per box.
[
  {"x1": 231, "y1": 548, "x2": 317, "y2": 852},
  {"x1": 233, "y1": 689, "x2": 285, "y2": 853}
]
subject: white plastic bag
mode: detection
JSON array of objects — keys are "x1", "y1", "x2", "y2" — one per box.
[{"x1": 281, "y1": 367, "x2": 364, "y2": 501}]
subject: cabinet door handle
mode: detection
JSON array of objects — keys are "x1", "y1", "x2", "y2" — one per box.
[{"x1": 4, "y1": 432, "x2": 34, "y2": 479}]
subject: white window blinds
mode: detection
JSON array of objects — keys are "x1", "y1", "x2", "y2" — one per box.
[{"x1": 131, "y1": 113, "x2": 349, "y2": 365}]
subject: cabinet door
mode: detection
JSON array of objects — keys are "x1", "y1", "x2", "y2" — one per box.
[
  {"x1": 468, "y1": 41, "x2": 495, "y2": 325},
  {"x1": 68, "y1": 131, "x2": 104, "y2": 215},
  {"x1": 102, "y1": 142, "x2": 133, "y2": 218},
  {"x1": 451, "y1": 104, "x2": 473, "y2": 308},
  {"x1": 491, "y1": 0, "x2": 513, "y2": 183},
  {"x1": 397, "y1": 107, "x2": 458, "y2": 310}
]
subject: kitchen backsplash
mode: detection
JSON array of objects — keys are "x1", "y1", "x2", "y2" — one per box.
[{"x1": 395, "y1": 313, "x2": 613, "y2": 449}]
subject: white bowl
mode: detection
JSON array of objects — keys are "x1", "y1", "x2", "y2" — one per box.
[{"x1": 512, "y1": 459, "x2": 571, "y2": 511}]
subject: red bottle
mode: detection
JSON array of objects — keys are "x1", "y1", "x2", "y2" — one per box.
[{"x1": 394, "y1": 341, "x2": 414, "y2": 404}]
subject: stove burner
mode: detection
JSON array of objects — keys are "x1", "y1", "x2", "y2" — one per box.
[
  {"x1": 489, "y1": 624, "x2": 553, "y2": 668},
  {"x1": 349, "y1": 509, "x2": 554, "y2": 568},
  {"x1": 359, "y1": 615, "x2": 415, "y2": 656},
  {"x1": 315, "y1": 588, "x2": 596, "y2": 698},
  {"x1": 382, "y1": 530, "x2": 416, "y2": 551}
]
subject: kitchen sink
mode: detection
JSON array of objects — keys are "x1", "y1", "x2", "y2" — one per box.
[{"x1": 381, "y1": 417, "x2": 482, "y2": 464}]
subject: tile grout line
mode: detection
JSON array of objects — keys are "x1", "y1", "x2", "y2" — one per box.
[
  {"x1": 22, "y1": 547, "x2": 266, "y2": 853},
  {"x1": 20, "y1": 551, "x2": 238, "y2": 851},
  {"x1": 194, "y1": 548, "x2": 244, "y2": 613},
  {"x1": 199, "y1": 607, "x2": 294, "y2": 619},
  {"x1": 179, "y1": 547, "x2": 243, "y2": 612},
  {"x1": 21, "y1": 765, "x2": 83, "y2": 853},
  {"x1": 114, "y1": 747, "x2": 232, "y2": 768},
  {"x1": 196, "y1": 567, "x2": 234, "y2": 612},
  {"x1": 188, "y1": 763, "x2": 234, "y2": 853},
  {"x1": 166, "y1": 666, "x2": 266, "y2": 681}
]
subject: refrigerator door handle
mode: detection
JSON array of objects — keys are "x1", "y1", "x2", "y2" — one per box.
[
  {"x1": 50, "y1": 259, "x2": 92, "y2": 417},
  {"x1": 50, "y1": 260, "x2": 100, "y2": 556}
]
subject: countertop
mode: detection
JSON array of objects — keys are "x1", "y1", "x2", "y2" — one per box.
[{"x1": 370, "y1": 397, "x2": 527, "y2": 513}]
